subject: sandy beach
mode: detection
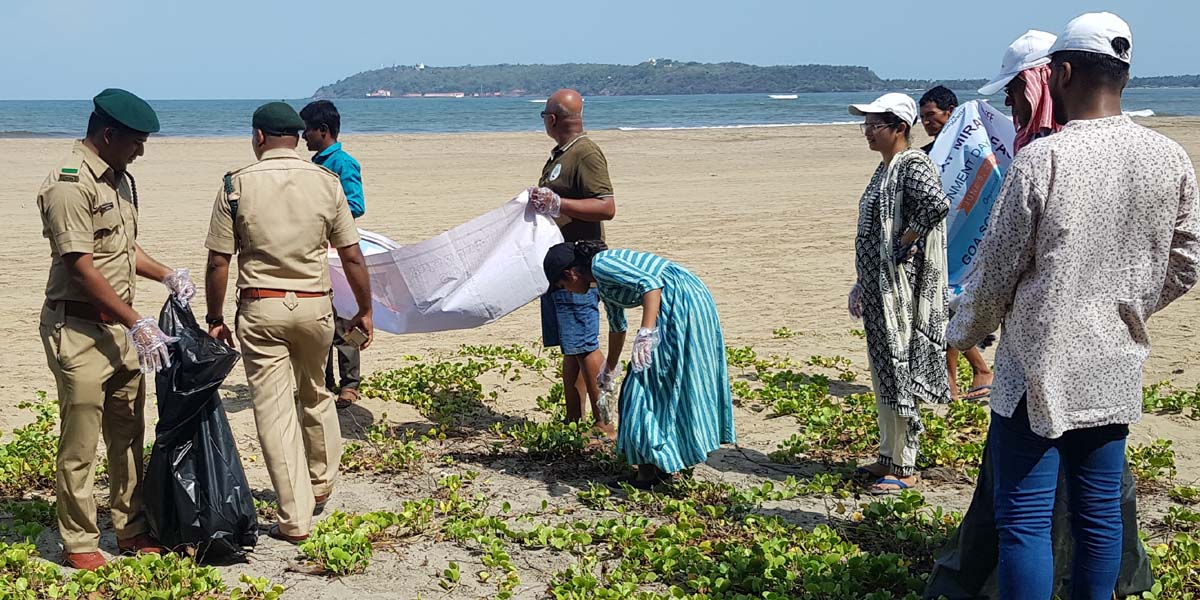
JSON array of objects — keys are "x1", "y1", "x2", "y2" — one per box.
[{"x1": 3, "y1": 119, "x2": 1200, "y2": 596}]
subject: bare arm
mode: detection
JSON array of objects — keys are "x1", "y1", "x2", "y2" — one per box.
[
  {"x1": 640, "y1": 289, "x2": 662, "y2": 330},
  {"x1": 62, "y1": 253, "x2": 142, "y2": 328},
  {"x1": 335, "y1": 243, "x2": 374, "y2": 349},
  {"x1": 135, "y1": 243, "x2": 173, "y2": 282},
  {"x1": 204, "y1": 250, "x2": 235, "y2": 347},
  {"x1": 606, "y1": 330, "x2": 627, "y2": 371},
  {"x1": 559, "y1": 194, "x2": 616, "y2": 222}
]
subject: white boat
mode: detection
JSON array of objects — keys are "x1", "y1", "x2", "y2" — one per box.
[{"x1": 769, "y1": 94, "x2": 798, "y2": 100}]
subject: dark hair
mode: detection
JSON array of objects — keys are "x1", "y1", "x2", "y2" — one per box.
[
  {"x1": 1051, "y1": 38, "x2": 1131, "y2": 90},
  {"x1": 919, "y1": 86, "x2": 958, "y2": 111},
  {"x1": 299, "y1": 100, "x2": 341, "y2": 138},
  {"x1": 573, "y1": 240, "x2": 608, "y2": 273},
  {"x1": 86, "y1": 111, "x2": 129, "y2": 137},
  {"x1": 878, "y1": 111, "x2": 913, "y2": 143}
]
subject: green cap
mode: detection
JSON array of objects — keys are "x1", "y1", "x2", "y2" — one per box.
[
  {"x1": 93, "y1": 88, "x2": 160, "y2": 134},
  {"x1": 252, "y1": 102, "x2": 305, "y2": 135}
]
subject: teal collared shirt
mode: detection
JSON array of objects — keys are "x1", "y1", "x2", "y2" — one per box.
[{"x1": 312, "y1": 142, "x2": 364, "y2": 218}]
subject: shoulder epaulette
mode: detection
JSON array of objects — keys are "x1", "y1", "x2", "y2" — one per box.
[
  {"x1": 223, "y1": 172, "x2": 239, "y2": 222},
  {"x1": 56, "y1": 156, "x2": 86, "y2": 182}
]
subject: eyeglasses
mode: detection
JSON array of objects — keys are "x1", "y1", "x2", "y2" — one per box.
[{"x1": 859, "y1": 123, "x2": 892, "y2": 133}]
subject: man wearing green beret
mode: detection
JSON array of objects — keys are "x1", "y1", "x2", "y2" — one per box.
[
  {"x1": 203, "y1": 102, "x2": 374, "y2": 543},
  {"x1": 36, "y1": 88, "x2": 196, "y2": 569}
]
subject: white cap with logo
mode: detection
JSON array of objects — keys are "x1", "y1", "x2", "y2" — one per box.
[
  {"x1": 1046, "y1": 12, "x2": 1133, "y2": 64},
  {"x1": 978, "y1": 30, "x2": 1058, "y2": 95},
  {"x1": 848, "y1": 93, "x2": 918, "y2": 126}
]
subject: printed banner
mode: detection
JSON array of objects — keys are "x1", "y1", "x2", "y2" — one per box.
[
  {"x1": 928, "y1": 100, "x2": 1016, "y2": 294},
  {"x1": 328, "y1": 191, "x2": 564, "y2": 334}
]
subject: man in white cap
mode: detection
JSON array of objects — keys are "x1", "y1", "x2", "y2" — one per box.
[
  {"x1": 949, "y1": 12, "x2": 1199, "y2": 599},
  {"x1": 978, "y1": 30, "x2": 1060, "y2": 154}
]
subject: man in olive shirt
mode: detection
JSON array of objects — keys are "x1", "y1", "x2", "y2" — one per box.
[
  {"x1": 527, "y1": 89, "x2": 617, "y2": 437},
  {"x1": 37, "y1": 89, "x2": 195, "y2": 569},
  {"x1": 204, "y1": 102, "x2": 373, "y2": 542}
]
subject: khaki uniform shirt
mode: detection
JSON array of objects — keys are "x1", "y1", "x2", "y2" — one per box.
[
  {"x1": 37, "y1": 141, "x2": 139, "y2": 304},
  {"x1": 205, "y1": 148, "x2": 359, "y2": 293},
  {"x1": 539, "y1": 135, "x2": 613, "y2": 242}
]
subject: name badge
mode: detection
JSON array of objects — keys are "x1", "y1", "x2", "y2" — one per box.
[{"x1": 549, "y1": 163, "x2": 562, "y2": 182}]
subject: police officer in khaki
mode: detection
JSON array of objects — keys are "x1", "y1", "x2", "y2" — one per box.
[
  {"x1": 203, "y1": 102, "x2": 373, "y2": 543},
  {"x1": 38, "y1": 88, "x2": 196, "y2": 570}
]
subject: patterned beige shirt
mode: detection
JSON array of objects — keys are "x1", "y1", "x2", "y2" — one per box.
[{"x1": 948, "y1": 115, "x2": 1200, "y2": 438}]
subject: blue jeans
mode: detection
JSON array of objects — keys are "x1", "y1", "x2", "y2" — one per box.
[
  {"x1": 539, "y1": 288, "x2": 600, "y2": 356},
  {"x1": 991, "y1": 399, "x2": 1128, "y2": 600}
]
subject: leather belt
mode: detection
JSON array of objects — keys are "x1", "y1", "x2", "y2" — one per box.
[
  {"x1": 239, "y1": 288, "x2": 328, "y2": 300},
  {"x1": 53, "y1": 300, "x2": 123, "y2": 325}
]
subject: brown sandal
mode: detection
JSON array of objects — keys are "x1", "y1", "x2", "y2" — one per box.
[{"x1": 335, "y1": 387, "x2": 359, "y2": 410}]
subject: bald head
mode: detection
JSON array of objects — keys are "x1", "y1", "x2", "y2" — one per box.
[
  {"x1": 546, "y1": 89, "x2": 583, "y2": 118},
  {"x1": 543, "y1": 89, "x2": 584, "y2": 144}
]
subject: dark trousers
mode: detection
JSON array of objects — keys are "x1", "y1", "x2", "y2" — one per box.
[
  {"x1": 324, "y1": 315, "x2": 360, "y2": 392},
  {"x1": 925, "y1": 399, "x2": 1152, "y2": 599}
]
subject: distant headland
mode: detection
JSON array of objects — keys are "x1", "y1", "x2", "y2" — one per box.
[{"x1": 313, "y1": 59, "x2": 1200, "y2": 99}]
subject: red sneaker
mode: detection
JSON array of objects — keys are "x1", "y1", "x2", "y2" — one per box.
[
  {"x1": 267, "y1": 524, "x2": 309, "y2": 544},
  {"x1": 63, "y1": 551, "x2": 107, "y2": 570}
]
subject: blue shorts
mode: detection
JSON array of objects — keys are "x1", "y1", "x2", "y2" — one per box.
[{"x1": 540, "y1": 288, "x2": 600, "y2": 355}]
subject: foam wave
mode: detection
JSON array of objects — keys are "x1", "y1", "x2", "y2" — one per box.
[
  {"x1": 0, "y1": 129, "x2": 74, "y2": 138},
  {"x1": 616, "y1": 121, "x2": 859, "y2": 131},
  {"x1": 1124, "y1": 109, "x2": 1155, "y2": 117}
]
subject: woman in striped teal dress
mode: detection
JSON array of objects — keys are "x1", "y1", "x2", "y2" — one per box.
[{"x1": 542, "y1": 240, "x2": 736, "y2": 488}]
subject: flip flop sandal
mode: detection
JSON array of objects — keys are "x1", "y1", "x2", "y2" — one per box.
[
  {"x1": 964, "y1": 385, "x2": 993, "y2": 402},
  {"x1": 869, "y1": 476, "x2": 913, "y2": 495},
  {"x1": 336, "y1": 387, "x2": 359, "y2": 410}
]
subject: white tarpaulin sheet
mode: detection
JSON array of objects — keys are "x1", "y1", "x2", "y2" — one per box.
[{"x1": 328, "y1": 191, "x2": 564, "y2": 334}]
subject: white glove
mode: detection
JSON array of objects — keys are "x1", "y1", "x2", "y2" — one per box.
[
  {"x1": 162, "y1": 268, "x2": 196, "y2": 303},
  {"x1": 127, "y1": 317, "x2": 178, "y2": 374},
  {"x1": 597, "y1": 363, "x2": 619, "y2": 393},
  {"x1": 631, "y1": 327, "x2": 661, "y2": 373},
  {"x1": 527, "y1": 186, "x2": 562, "y2": 218},
  {"x1": 848, "y1": 284, "x2": 863, "y2": 320}
]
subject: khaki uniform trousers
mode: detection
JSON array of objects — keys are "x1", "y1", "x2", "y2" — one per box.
[
  {"x1": 39, "y1": 303, "x2": 148, "y2": 553},
  {"x1": 237, "y1": 294, "x2": 340, "y2": 536}
]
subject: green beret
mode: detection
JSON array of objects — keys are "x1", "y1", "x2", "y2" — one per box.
[
  {"x1": 252, "y1": 102, "x2": 305, "y2": 135},
  {"x1": 93, "y1": 88, "x2": 160, "y2": 134}
]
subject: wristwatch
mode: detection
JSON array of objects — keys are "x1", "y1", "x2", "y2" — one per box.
[{"x1": 205, "y1": 315, "x2": 225, "y2": 326}]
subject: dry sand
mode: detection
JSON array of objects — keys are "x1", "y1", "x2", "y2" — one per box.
[{"x1": 2, "y1": 119, "x2": 1199, "y2": 596}]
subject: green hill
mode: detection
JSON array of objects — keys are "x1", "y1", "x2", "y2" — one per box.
[
  {"x1": 315, "y1": 60, "x2": 884, "y2": 97},
  {"x1": 313, "y1": 60, "x2": 1199, "y2": 98}
]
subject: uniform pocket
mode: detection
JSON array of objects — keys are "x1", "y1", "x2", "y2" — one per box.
[
  {"x1": 38, "y1": 322, "x2": 63, "y2": 369},
  {"x1": 92, "y1": 207, "x2": 124, "y2": 254}
]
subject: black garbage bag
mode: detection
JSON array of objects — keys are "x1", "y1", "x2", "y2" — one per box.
[
  {"x1": 144, "y1": 296, "x2": 258, "y2": 559},
  {"x1": 924, "y1": 441, "x2": 1153, "y2": 599}
]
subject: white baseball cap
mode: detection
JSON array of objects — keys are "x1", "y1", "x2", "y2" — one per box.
[
  {"x1": 978, "y1": 30, "x2": 1058, "y2": 95},
  {"x1": 848, "y1": 93, "x2": 917, "y2": 126},
  {"x1": 1046, "y1": 12, "x2": 1132, "y2": 64}
]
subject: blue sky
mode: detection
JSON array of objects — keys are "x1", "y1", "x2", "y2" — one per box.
[{"x1": 1, "y1": 0, "x2": 1196, "y2": 100}]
